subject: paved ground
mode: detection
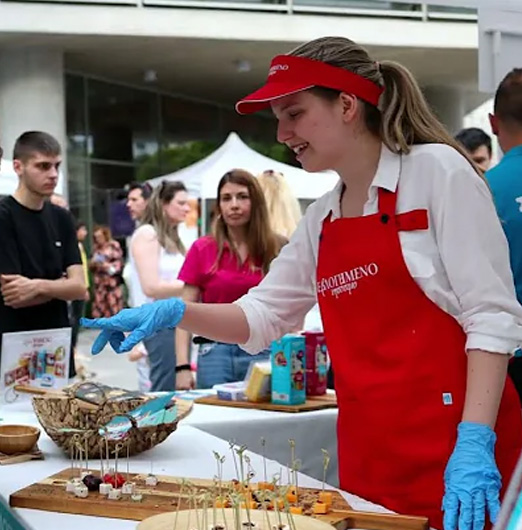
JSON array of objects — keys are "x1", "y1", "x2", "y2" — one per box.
[{"x1": 76, "y1": 329, "x2": 139, "y2": 390}]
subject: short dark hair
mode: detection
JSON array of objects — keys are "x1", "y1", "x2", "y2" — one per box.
[
  {"x1": 76, "y1": 220, "x2": 86, "y2": 231},
  {"x1": 127, "y1": 181, "x2": 152, "y2": 200},
  {"x1": 455, "y1": 127, "x2": 492, "y2": 156},
  {"x1": 494, "y1": 68, "x2": 522, "y2": 128},
  {"x1": 13, "y1": 131, "x2": 61, "y2": 162}
]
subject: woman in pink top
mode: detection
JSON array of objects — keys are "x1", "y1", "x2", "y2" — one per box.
[{"x1": 176, "y1": 169, "x2": 285, "y2": 388}]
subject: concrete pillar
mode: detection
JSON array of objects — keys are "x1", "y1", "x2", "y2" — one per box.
[
  {"x1": 423, "y1": 86, "x2": 466, "y2": 136},
  {"x1": 0, "y1": 48, "x2": 67, "y2": 196}
]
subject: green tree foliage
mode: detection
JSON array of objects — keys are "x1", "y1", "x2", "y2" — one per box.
[{"x1": 135, "y1": 138, "x2": 296, "y2": 182}]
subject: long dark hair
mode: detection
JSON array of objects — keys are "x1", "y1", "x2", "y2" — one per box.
[{"x1": 212, "y1": 169, "x2": 284, "y2": 274}]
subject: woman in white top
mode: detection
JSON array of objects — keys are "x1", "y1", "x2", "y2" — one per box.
[
  {"x1": 85, "y1": 36, "x2": 522, "y2": 530},
  {"x1": 129, "y1": 180, "x2": 192, "y2": 391}
]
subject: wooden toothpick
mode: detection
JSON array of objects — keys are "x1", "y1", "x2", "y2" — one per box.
[
  {"x1": 260, "y1": 437, "x2": 268, "y2": 484},
  {"x1": 126, "y1": 438, "x2": 131, "y2": 483},
  {"x1": 228, "y1": 440, "x2": 240, "y2": 480},
  {"x1": 98, "y1": 438, "x2": 105, "y2": 478},
  {"x1": 115, "y1": 442, "x2": 123, "y2": 480},
  {"x1": 321, "y1": 449, "x2": 331, "y2": 493},
  {"x1": 83, "y1": 433, "x2": 90, "y2": 473},
  {"x1": 150, "y1": 433, "x2": 157, "y2": 477},
  {"x1": 104, "y1": 432, "x2": 110, "y2": 473}
]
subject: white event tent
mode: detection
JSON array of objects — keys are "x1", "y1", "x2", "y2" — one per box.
[
  {"x1": 0, "y1": 159, "x2": 18, "y2": 196},
  {"x1": 148, "y1": 132, "x2": 339, "y2": 200}
]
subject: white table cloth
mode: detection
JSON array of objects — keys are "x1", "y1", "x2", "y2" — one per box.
[
  {"x1": 185, "y1": 403, "x2": 339, "y2": 486},
  {"x1": 0, "y1": 400, "x2": 387, "y2": 530}
]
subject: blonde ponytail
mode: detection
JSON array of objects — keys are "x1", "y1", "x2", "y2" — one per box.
[{"x1": 378, "y1": 61, "x2": 478, "y2": 168}]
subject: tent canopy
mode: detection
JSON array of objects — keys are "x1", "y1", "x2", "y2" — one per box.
[
  {"x1": 148, "y1": 132, "x2": 339, "y2": 200},
  {"x1": 0, "y1": 159, "x2": 18, "y2": 195},
  {"x1": 0, "y1": 159, "x2": 64, "y2": 196}
]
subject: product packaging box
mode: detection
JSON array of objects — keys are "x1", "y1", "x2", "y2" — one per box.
[
  {"x1": 270, "y1": 334, "x2": 306, "y2": 405},
  {"x1": 303, "y1": 332, "x2": 328, "y2": 396},
  {"x1": 245, "y1": 361, "x2": 271, "y2": 402},
  {"x1": 213, "y1": 381, "x2": 247, "y2": 401}
]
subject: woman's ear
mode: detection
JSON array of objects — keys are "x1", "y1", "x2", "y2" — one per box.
[{"x1": 339, "y1": 93, "x2": 358, "y2": 123}]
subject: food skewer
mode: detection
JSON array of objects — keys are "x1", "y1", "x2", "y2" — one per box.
[
  {"x1": 122, "y1": 438, "x2": 136, "y2": 495},
  {"x1": 146, "y1": 434, "x2": 158, "y2": 486}
]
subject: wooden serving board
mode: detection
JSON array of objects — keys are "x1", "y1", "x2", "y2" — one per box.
[
  {"x1": 9, "y1": 469, "x2": 429, "y2": 530},
  {"x1": 194, "y1": 394, "x2": 337, "y2": 413},
  {"x1": 138, "y1": 508, "x2": 337, "y2": 530}
]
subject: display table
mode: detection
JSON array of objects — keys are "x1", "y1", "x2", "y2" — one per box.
[
  {"x1": 2, "y1": 393, "x2": 340, "y2": 487},
  {"x1": 0, "y1": 400, "x2": 386, "y2": 530},
  {"x1": 185, "y1": 402, "x2": 339, "y2": 486}
]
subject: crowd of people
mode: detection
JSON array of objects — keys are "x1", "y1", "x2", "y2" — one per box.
[
  {"x1": 122, "y1": 169, "x2": 304, "y2": 392},
  {"x1": 2, "y1": 35, "x2": 522, "y2": 530}
]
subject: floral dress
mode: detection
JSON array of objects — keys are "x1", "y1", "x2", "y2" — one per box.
[{"x1": 90, "y1": 240, "x2": 124, "y2": 318}]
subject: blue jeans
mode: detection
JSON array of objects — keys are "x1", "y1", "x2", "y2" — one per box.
[
  {"x1": 197, "y1": 342, "x2": 270, "y2": 389},
  {"x1": 143, "y1": 328, "x2": 176, "y2": 392}
]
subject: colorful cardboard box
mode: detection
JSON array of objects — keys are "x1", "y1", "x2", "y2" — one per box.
[
  {"x1": 303, "y1": 332, "x2": 328, "y2": 396},
  {"x1": 270, "y1": 334, "x2": 306, "y2": 405}
]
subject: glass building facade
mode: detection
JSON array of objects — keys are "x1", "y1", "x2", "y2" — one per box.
[{"x1": 65, "y1": 73, "x2": 277, "y2": 236}]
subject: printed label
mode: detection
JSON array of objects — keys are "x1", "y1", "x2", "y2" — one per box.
[
  {"x1": 317, "y1": 262, "x2": 379, "y2": 299},
  {"x1": 442, "y1": 393, "x2": 453, "y2": 406}
]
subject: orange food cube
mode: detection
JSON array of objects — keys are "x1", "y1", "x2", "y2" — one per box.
[
  {"x1": 215, "y1": 498, "x2": 227, "y2": 508},
  {"x1": 318, "y1": 491, "x2": 333, "y2": 507},
  {"x1": 289, "y1": 506, "x2": 303, "y2": 515},
  {"x1": 286, "y1": 491, "x2": 297, "y2": 503},
  {"x1": 313, "y1": 501, "x2": 329, "y2": 515},
  {"x1": 241, "y1": 501, "x2": 258, "y2": 509},
  {"x1": 257, "y1": 482, "x2": 275, "y2": 491}
]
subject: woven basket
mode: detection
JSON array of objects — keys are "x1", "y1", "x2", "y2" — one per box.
[{"x1": 31, "y1": 383, "x2": 192, "y2": 458}]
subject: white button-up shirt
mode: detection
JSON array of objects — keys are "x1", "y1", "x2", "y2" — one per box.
[{"x1": 236, "y1": 143, "x2": 522, "y2": 355}]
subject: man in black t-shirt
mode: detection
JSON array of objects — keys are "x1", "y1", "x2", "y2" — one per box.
[{"x1": 0, "y1": 131, "x2": 86, "y2": 375}]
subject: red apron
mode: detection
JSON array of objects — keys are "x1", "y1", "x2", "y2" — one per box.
[{"x1": 316, "y1": 186, "x2": 522, "y2": 530}]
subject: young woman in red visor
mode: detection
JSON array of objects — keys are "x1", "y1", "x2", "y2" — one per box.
[{"x1": 83, "y1": 36, "x2": 522, "y2": 530}]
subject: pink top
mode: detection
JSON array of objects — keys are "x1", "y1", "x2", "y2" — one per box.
[{"x1": 178, "y1": 236, "x2": 264, "y2": 304}]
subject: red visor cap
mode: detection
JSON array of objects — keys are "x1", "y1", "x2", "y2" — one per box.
[{"x1": 236, "y1": 55, "x2": 383, "y2": 115}]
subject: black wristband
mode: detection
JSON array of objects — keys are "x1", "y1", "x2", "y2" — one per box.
[{"x1": 175, "y1": 364, "x2": 191, "y2": 373}]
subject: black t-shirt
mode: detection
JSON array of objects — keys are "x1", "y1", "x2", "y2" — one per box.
[{"x1": 0, "y1": 196, "x2": 81, "y2": 337}]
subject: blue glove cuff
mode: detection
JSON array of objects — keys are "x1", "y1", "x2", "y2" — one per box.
[
  {"x1": 457, "y1": 421, "x2": 496, "y2": 449},
  {"x1": 163, "y1": 298, "x2": 186, "y2": 329}
]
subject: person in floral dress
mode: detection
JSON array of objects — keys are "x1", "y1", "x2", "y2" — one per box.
[{"x1": 90, "y1": 225, "x2": 124, "y2": 318}]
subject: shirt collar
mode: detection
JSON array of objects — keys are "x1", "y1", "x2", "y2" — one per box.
[
  {"x1": 329, "y1": 144, "x2": 401, "y2": 220},
  {"x1": 502, "y1": 145, "x2": 522, "y2": 160}
]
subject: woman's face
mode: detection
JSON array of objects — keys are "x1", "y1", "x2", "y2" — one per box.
[
  {"x1": 163, "y1": 190, "x2": 191, "y2": 225},
  {"x1": 93, "y1": 230, "x2": 106, "y2": 245},
  {"x1": 272, "y1": 90, "x2": 350, "y2": 173},
  {"x1": 219, "y1": 182, "x2": 252, "y2": 228}
]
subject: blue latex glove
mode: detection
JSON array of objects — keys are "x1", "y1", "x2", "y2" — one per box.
[
  {"x1": 442, "y1": 421, "x2": 501, "y2": 530},
  {"x1": 80, "y1": 298, "x2": 186, "y2": 355}
]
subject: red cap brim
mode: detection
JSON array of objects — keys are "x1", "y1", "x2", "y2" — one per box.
[
  {"x1": 236, "y1": 55, "x2": 383, "y2": 115},
  {"x1": 236, "y1": 84, "x2": 313, "y2": 115}
]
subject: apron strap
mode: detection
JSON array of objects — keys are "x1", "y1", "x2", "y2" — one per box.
[
  {"x1": 377, "y1": 188, "x2": 429, "y2": 232},
  {"x1": 396, "y1": 209, "x2": 429, "y2": 232},
  {"x1": 377, "y1": 187, "x2": 397, "y2": 217}
]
